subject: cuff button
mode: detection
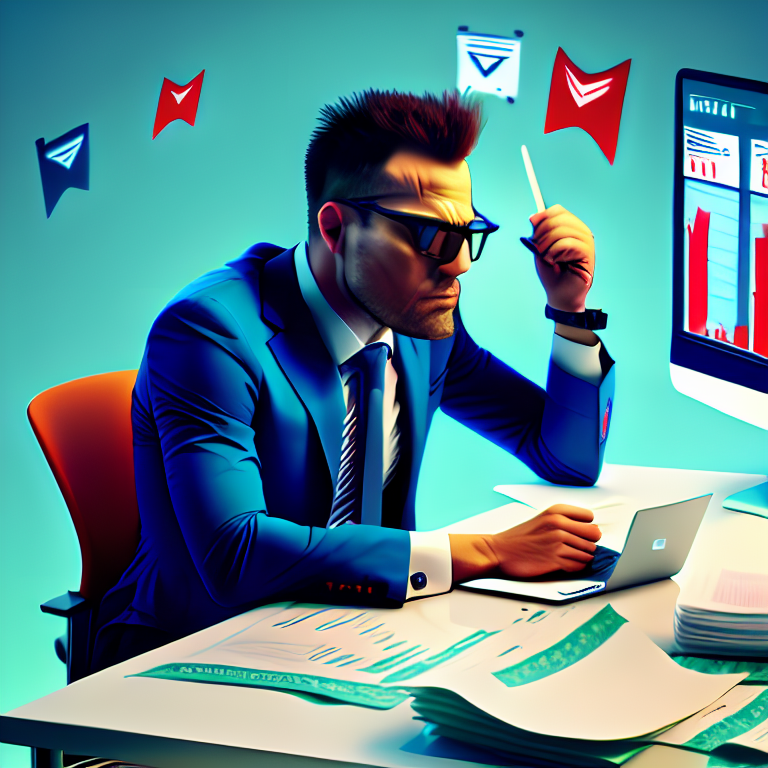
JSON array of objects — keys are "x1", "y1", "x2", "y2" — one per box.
[{"x1": 410, "y1": 572, "x2": 427, "y2": 591}]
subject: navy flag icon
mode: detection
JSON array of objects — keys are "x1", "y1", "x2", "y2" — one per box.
[{"x1": 36, "y1": 123, "x2": 89, "y2": 217}]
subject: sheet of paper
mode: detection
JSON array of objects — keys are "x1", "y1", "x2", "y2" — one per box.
[
  {"x1": 414, "y1": 701, "x2": 647, "y2": 766},
  {"x1": 143, "y1": 599, "x2": 584, "y2": 691},
  {"x1": 672, "y1": 656, "x2": 768, "y2": 682},
  {"x1": 136, "y1": 599, "x2": 746, "y2": 741},
  {"x1": 493, "y1": 463, "x2": 723, "y2": 512},
  {"x1": 411, "y1": 605, "x2": 745, "y2": 741},
  {"x1": 644, "y1": 685, "x2": 768, "y2": 754},
  {"x1": 417, "y1": 686, "x2": 768, "y2": 762},
  {"x1": 421, "y1": 716, "x2": 644, "y2": 766}
]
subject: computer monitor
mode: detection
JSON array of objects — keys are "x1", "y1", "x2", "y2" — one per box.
[{"x1": 670, "y1": 69, "x2": 768, "y2": 516}]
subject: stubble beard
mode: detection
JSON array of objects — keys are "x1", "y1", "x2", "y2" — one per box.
[
  {"x1": 349, "y1": 281, "x2": 456, "y2": 340},
  {"x1": 343, "y1": 234, "x2": 457, "y2": 340}
]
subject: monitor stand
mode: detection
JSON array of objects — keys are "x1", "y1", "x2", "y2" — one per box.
[{"x1": 723, "y1": 481, "x2": 768, "y2": 518}]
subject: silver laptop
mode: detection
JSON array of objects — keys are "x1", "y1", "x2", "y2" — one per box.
[{"x1": 459, "y1": 494, "x2": 712, "y2": 603}]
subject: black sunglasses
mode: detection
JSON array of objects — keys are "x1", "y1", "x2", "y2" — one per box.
[{"x1": 332, "y1": 197, "x2": 499, "y2": 264}]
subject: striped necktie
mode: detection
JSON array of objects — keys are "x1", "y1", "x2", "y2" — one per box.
[{"x1": 327, "y1": 341, "x2": 390, "y2": 528}]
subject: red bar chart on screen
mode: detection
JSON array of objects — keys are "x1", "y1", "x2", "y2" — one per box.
[
  {"x1": 687, "y1": 208, "x2": 710, "y2": 337},
  {"x1": 734, "y1": 325, "x2": 749, "y2": 350},
  {"x1": 755, "y1": 234, "x2": 768, "y2": 357}
]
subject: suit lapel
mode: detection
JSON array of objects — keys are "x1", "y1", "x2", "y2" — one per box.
[
  {"x1": 262, "y1": 248, "x2": 345, "y2": 486},
  {"x1": 259, "y1": 247, "x2": 432, "y2": 517}
]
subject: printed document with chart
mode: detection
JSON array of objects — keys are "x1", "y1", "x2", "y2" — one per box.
[{"x1": 135, "y1": 596, "x2": 746, "y2": 742}]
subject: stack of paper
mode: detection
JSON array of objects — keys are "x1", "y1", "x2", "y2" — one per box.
[
  {"x1": 411, "y1": 684, "x2": 768, "y2": 767},
  {"x1": 674, "y1": 567, "x2": 768, "y2": 656}
]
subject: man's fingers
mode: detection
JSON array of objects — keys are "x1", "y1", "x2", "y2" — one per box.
[
  {"x1": 528, "y1": 205, "x2": 563, "y2": 227},
  {"x1": 539, "y1": 253, "x2": 593, "y2": 285},
  {"x1": 535, "y1": 230, "x2": 592, "y2": 257},
  {"x1": 532, "y1": 206, "x2": 589, "y2": 230},
  {"x1": 538, "y1": 240, "x2": 594, "y2": 269},
  {"x1": 533, "y1": 223, "x2": 592, "y2": 252},
  {"x1": 558, "y1": 556, "x2": 591, "y2": 573},
  {"x1": 541, "y1": 504, "x2": 594, "y2": 522},
  {"x1": 539, "y1": 252, "x2": 593, "y2": 284},
  {"x1": 556, "y1": 260, "x2": 593, "y2": 285},
  {"x1": 529, "y1": 203, "x2": 567, "y2": 225},
  {"x1": 562, "y1": 520, "x2": 603, "y2": 543},
  {"x1": 538, "y1": 507, "x2": 602, "y2": 544},
  {"x1": 558, "y1": 530, "x2": 599, "y2": 554},
  {"x1": 532, "y1": 215, "x2": 592, "y2": 244},
  {"x1": 544, "y1": 243, "x2": 594, "y2": 266},
  {"x1": 561, "y1": 261, "x2": 592, "y2": 275}
]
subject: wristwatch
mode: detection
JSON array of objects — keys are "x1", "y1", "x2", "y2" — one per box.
[{"x1": 545, "y1": 305, "x2": 608, "y2": 330}]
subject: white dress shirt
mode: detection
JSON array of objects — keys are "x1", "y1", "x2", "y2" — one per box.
[{"x1": 294, "y1": 244, "x2": 603, "y2": 600}]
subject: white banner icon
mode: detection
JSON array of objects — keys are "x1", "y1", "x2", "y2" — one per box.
[{"x1": 457, "y1": 31, "x2": 521, "y2": 102}]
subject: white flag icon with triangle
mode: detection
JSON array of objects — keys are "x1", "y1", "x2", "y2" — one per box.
[{"x1": 457, "y1": 31, "x2": 521, "y2": 101}]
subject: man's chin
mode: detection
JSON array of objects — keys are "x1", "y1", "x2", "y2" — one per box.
[{"x1": 392, "y1": 309, "x2": 455, "y2": 340}]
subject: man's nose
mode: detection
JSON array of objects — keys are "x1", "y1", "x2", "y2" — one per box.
[{"x1": 437, "y1": 239, "x2": 471, "y2": 279}]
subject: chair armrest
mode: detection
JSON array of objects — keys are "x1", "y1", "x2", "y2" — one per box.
[{"x1": 40, "y1": 591, "x2": 90, "y2": 617}]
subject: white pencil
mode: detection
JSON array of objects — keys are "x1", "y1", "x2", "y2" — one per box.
[{"x1": 521, "y1": 145, "x2": 546, "y2": 213}]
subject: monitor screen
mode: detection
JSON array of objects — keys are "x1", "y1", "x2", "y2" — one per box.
[{"x1": 671, "y1": 69, "x2": 768, "y2": 429}]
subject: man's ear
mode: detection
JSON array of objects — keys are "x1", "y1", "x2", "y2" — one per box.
[{"x1": 318, "y1": 202, "x2": 346, "y2": 255}]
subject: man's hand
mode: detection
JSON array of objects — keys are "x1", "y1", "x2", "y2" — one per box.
[
  {"x1": 449, "y1": 504, "x2": 602, "y2": 583},
  {"x1": 525, "y1": 204, "x2": 595, "y2": 313}
]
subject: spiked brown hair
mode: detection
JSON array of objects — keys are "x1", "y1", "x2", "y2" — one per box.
[{"x1": 305, "y1": 90, "x2": 483, "y2": 234}]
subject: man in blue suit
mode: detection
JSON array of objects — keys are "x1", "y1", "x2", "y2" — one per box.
[{"x1": 92, "y1": 90, "x2": 614, "y2": 671}]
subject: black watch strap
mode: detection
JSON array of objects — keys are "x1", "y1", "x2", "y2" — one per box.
[{"x1": 545, "y1": 305, "x2": 608, "y2": 330}]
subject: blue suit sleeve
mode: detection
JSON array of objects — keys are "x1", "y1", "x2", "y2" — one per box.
[
  {"x1": 137, "y1": 294, "x2": 410, "y2": 608},
  {"x1": 438, "y1": 308, "x2": 614, "y2": 486}
]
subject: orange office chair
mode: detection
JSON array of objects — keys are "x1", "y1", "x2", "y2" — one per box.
[{"x1": 29, "y1": 371, "x2": 141, "y2": 685}]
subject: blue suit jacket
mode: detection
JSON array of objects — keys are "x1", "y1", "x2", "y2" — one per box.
[{"x1": 92, "y1": 243, "x2": 615, "y2": 669}]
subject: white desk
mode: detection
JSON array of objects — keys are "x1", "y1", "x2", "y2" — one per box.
[{"x1": 1, "y1": 465, "x2": 766, "y2": 768}]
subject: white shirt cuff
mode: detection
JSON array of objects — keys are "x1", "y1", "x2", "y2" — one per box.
[
  {"x1": 406, "y1": 531, "x2": 453, "y2": 599},
  {"x1": 551, "y1": 333, "x2": 604, "y2": 386}
]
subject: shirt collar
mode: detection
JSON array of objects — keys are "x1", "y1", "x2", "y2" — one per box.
[{"x1": 294, "y1": 243, "x2": 394, "y2": 366}]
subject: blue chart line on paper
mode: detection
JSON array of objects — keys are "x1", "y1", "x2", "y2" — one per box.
[{"x1": 184, "y1": 602, "x2": 575, "y2": 685}]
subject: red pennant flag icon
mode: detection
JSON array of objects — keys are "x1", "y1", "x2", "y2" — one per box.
[
  {"x1": 152, "y1": 70, "x2": 205, "y2": 139},
  {"x1": 544, "y1": 49, "x2": 631, "y2": 165}
]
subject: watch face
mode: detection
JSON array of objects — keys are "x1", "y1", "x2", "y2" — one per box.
[{"x1": 586, "y1": 309, "x2": 608, "y2": 330}]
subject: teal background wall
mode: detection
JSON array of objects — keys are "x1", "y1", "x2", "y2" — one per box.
[{"x1": 1, "y1": 1, "x2": 766, "y2": 765}]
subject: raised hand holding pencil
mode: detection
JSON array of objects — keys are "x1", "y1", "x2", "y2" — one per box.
[{"x1": 519, "y1": 144, "x2": 596, "y2": 315}]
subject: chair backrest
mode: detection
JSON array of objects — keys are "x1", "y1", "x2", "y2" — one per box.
[{"x1": 28, "y1": 370, "x2": 140, "y2": 601}]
